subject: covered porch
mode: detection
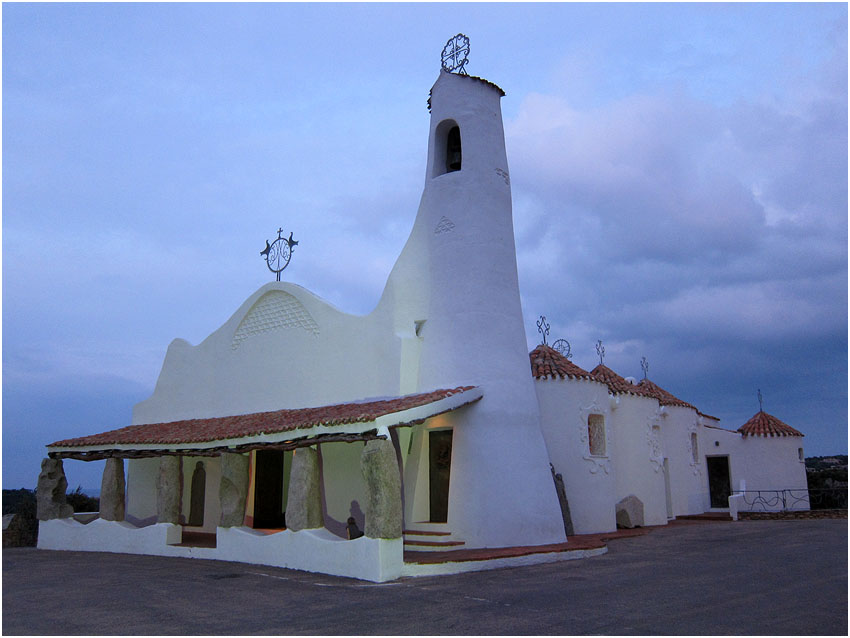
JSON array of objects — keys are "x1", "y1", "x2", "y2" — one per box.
[{"x1": 37, "y1": 386, "x2": 482, "y2": 583}]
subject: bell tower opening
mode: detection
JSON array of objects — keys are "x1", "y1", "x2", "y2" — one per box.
[
  {"x1": 431, "y1": 119, "x2": 462, "y2": 177},
  {"x1": 446, "y1": 126, "x2": 462, "y2": 172}
]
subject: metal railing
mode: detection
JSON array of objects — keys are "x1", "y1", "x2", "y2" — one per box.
[{"x1": 738, "y1": 488, "x2": 847, "y2": 512}]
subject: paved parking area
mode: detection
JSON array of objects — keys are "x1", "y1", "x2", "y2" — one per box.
[{"x1": 3, "y1": 519, "x2": 847, "y2": 635}]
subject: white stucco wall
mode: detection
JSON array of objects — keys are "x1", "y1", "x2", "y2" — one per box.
[
  {"x1": 38, "y1": 519, "x2": 404, "y2": 583},
  {"x1": 659, "y1": 406, "x2": 709, "y2": 516},
  {"x1": 126, "y1": 457, "x2": 159, "y2": 526},
  {"x1": 535, "y1": 377, "x2": 618, "y2": 534},
  {"x1": 132, "y1": 284, "x2": 403, "y2": 425},
  {"x1": 700, "y1": 426, "x2": 808, "y2": 510},
  {"x1": 181, "y1": 456, "x2": 221, "y2": 532},
  {"x1": 608, "y1": 393, "x2": 669, "y2": 527},
  {"x1": 320, "y1": 441, "x2": 369, "y2": 537}
]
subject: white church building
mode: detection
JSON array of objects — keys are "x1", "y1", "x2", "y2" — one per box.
[{"x1": 37, "y1": 40, "x2": 808, "y2": 582}]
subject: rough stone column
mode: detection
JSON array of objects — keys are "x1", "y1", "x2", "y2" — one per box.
[
  {"x1": 100, "y1": 457, "x2": 126, "y2": 521},
  {"x1": 361, "y1": 439, "x2": 402, "y2": 539},
  {"x1": 36, "y1": 458, "x2": 74, "y2": 521},
  {"x1": 219, "y1": 453, "x2": 250, "y2": 527},
  {"x1": 157, "y1": 456, "x2": 182, "y2": 524},
  {"x1": 285, "y1": 447, "x2": 323, "y2": 531}
]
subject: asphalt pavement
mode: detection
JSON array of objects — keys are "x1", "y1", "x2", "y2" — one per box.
[{"x1": 2, "y1": 518, "x2": 846, "y2": 635}]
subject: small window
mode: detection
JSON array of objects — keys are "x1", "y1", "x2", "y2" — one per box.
[
  {"x1": 691, "y1": 433, "x2": 699, "y2": 463},
  {"x1": 587, "y1": 414, "x2": 606, "y2": 456},
  {"x1": 798, "y1": 448, "x2": 804, "y2": 462}
]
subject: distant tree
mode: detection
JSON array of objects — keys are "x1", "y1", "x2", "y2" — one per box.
[
  {"x1": 65, "y1": 486, "x2": 100, "y2": 513},
  {"x1": 2, "y1": 489, "x2": 38, "y2": 546},
  {"x1": 806, "y1": 467, "x2": 848, "y2": 510},
  {"x1": 3, "y1": 486, "x2": 101, "y2": 547}
]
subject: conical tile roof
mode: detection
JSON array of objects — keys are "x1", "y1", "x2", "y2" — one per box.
[
  {"x1": 738, "y1": 411, "x2": 804, "y2": 437},
  {"x1": 638, "y1": 378, "x2": 696, "y2": 410},
  {"x1": 589, "y1": 364, "x2": 654, "y2": 397},
  {"x1": 529, "y1": 345, "x2": 593, "y2": 380}
]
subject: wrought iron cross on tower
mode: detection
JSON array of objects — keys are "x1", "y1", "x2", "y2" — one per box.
[{"x1": 441, "y1": 33, "x2": 470, "y2": 75}]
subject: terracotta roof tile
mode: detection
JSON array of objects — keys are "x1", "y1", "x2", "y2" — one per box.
[
  {"x1": 737, "y1": 411, "x2": 804, "y2": 437},
  {"x1": 48, "y1": 387, "x2": 478, "y2": 449},
  {"x1": 529, "y1": 345, "x2": 593, "y2": 380},
  {"x1": 638, "y1": 378, "x2": 719, "y2": 420},
  {"x1": 589, "y1": 364, "x2": 655, "y2": 398},
  {"x1": 637, "y1": 379, "x2": 697, "y2": 410}
]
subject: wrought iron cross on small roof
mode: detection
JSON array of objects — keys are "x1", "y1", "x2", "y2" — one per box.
[
  {"x1": 641, "y1": 356, "x2": 649, "y2": 380},
  {"x1": 758, "y1": 388, "x2": 764, "y2": 412},
  {"x1": 552, "y1": 338, "x2": 572, "y2": 359},
  {"x1": 537, "y1": 315, "x2": 550, "y2": 346},
  {"x1": 596, "y1": 340, "x2": 605, "y2": 365}
]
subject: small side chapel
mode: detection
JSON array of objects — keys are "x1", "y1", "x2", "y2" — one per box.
[{"x1": 37, "y1": 38, "x2": 809, "y2": 582}]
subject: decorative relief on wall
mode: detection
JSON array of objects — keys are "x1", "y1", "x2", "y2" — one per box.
[
  {"x1": 495, "y1": 168, "x2": 510, "y2": 185},
  {"x1": 434, "y1": 216, "x2": 456, "y2": 234},
  {"x1": 646, "y1": 411, "x2": 664, "y2": 473},
  {"x1": 687, "y1": 423, "x2": 701, "y2": 476},
  {"x1": 647, "y1": 425, "x2": 663, "y2": 473},
  {"x1": 578, "y1": 400, "x2": 611, "y2": 475},
  {"x1": 231, "y1": 291, "x2": 320, "y2": 350}
]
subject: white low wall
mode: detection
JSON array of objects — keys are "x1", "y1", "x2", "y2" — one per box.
[{"x1": 38, "y1": 519, "x2": 403, "y2": 583}]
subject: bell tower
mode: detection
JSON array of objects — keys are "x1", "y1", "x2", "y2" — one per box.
[{"x1": 382, "y1": 48, "x2": 567, "y2": 548}]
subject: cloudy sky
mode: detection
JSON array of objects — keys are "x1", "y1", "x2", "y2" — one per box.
[{"x1": 3, "y1": 2, "x2": 847, "y2": 490}]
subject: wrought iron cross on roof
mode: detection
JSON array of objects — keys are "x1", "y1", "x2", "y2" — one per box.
[
  {"x1": 552, "y1": 338, "x2": 572, "y2": 359},
  {"x1": 260, "y1": 227, "x2": 298, "y2": 282},
  {"x1": 441, "y1": 33, "x2": 470, "y2": 75},
  {"x1": 536, "y1": 315, "x2": 550, "y2": 346},
  {"x1": 641, "y1": 356, "x2": 649, "y2": 380},
  {"x1": 758, "y1": 388, "x2": 764, "y2": 412},
  {"x1": 596, "y1": 340, "x2": 605, "y2": 365}
]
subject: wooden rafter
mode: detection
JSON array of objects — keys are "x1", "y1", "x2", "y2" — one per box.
[{"x1": 49, "y1": 430, "x2": 386, "y2": 462}]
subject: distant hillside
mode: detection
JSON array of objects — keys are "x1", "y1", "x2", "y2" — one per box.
[{"x1": 805, "y1": 455, "x2": 848, "y2": 471}]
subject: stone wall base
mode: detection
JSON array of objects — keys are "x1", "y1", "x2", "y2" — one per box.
[{"x1": 739, "y1": 509, "x2": 847, "y2": 520}]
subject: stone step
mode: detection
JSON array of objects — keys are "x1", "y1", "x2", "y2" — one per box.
[
  {"x1": 403, "y1": 528, "x2": 451, "y2": 537},
  {"x1": 403, "y1": 539, "x2": 466, "y2": 552},
  {"x1": 676, "y1": 512, "x2": 733, "y2": 521}
]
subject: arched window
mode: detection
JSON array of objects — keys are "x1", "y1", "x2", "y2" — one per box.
[
  {"x1": 587, "y1": 414, "x2": 606, "y2": 456},
  {"x1": 432, "y1": 119, "x2": 462, "y2": 177}
]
